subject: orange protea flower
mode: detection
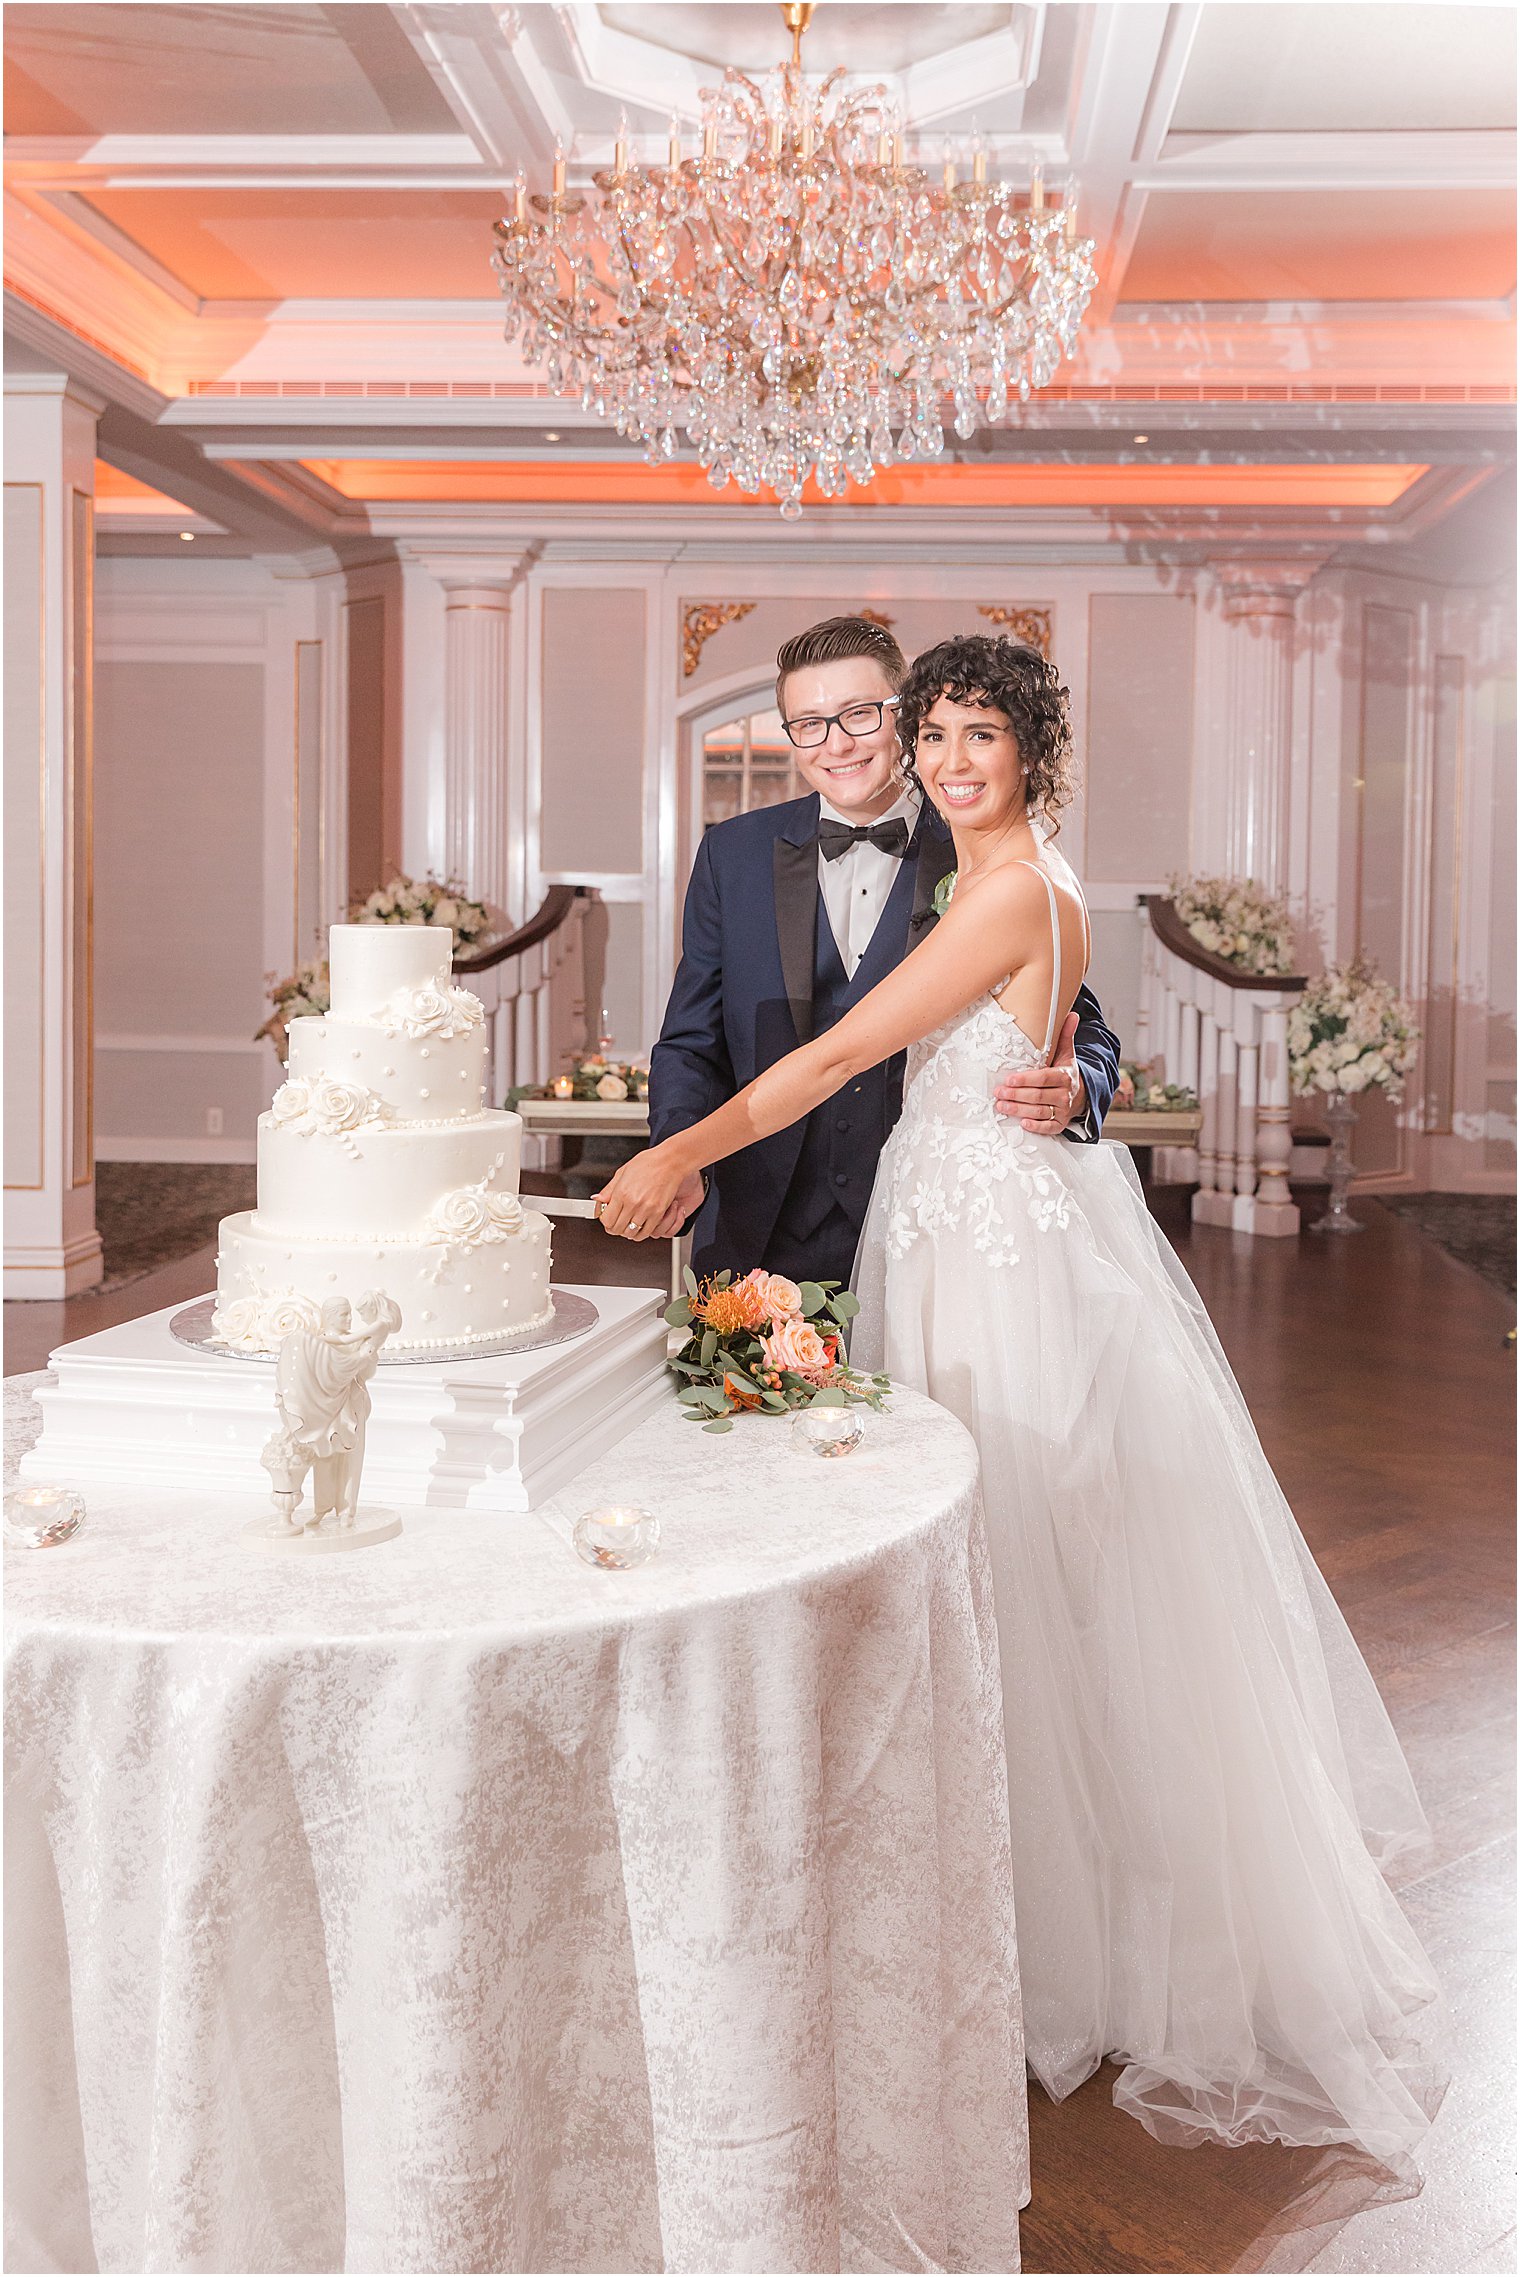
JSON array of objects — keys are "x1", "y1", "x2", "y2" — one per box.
[
  {"x1": 722, "y1": 1373, "x2": 764, "y2": 1412},
  {"x1": 695, "y1": 1276, "x2": 766, "y2": 1336}
]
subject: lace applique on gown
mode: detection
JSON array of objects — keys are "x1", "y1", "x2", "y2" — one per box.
[{"x1": 853, "y1": 853, "x2": 1446, "y2": 2176}]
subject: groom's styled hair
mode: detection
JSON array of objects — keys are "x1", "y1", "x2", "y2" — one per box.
[{"x1": 775, "y1": 615, "x2": 908, "y2": 712}]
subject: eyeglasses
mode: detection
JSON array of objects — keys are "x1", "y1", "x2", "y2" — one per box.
[{"x1": 781, "y1": 697, "x2": 900, "y2": 750}]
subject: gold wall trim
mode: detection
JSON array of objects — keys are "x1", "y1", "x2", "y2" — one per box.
[
  {"x1": 3, "y1": 481, "x2": 46, "y2": 1190},
  {"x1": 682, "y1": 601, "x2": 756, "y2": 678},
  {"x1": 976, "y1": 605, "x2": 1052, "y2": 656}
]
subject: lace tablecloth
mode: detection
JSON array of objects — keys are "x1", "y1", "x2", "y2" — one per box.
[{"x1": 5, "y1": 1371, "x2": 1026, "y2": 2275}]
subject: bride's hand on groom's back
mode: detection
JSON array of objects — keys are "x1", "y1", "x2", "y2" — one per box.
[{"x1": 594, "y1": 1149, "x2": 701, "y2": 1241}]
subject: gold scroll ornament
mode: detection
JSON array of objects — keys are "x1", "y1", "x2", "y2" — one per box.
[
  {"x1": 977, "y1": 606, "x2": 1052, "y2": 656},
  {"x1": 682, "y1": 601, "x2": 757, "y2": 678}
]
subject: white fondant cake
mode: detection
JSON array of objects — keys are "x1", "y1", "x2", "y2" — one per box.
[{"x1": 213, "y1": 924, "x2": 554, "y2": 1355}]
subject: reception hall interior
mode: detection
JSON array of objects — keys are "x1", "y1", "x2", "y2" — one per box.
[{"x1": 3, "y1": 3, "x2": 1515, "y2": 2273}]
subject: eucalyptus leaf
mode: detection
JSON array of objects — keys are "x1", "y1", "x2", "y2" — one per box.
[
  {"x1": 799, "y1": 1281, "x2": 826, "y2": 1315},
  {"x1": 664, "y1": 1298, "x2": 692, "y2": 1328},
  {"x1": 700, "y1": 1328, "x2": 717, "y2": 1369},
  {"x1": 808, "y1": 1386, "x2": 849, "y2": 1408},
  {"x1": 683, "y1": 1265, "x2": 699, "y2": 1299},
  {"x1": 829, "y1": 1290, "x2": 860, "y2": 1321},
  {"x1": 703, "y1": 1418, "x2": 734, "y2": 1434}
]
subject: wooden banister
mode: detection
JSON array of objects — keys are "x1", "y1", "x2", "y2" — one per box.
[
  {"x1": 452, "y1": 884, "x2": 590, "y2": 975},
  {"x1": 1142, "y1": 896, "x2": 1305, "y2": 992}
]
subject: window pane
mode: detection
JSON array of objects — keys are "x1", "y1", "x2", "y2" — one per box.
[{"x1": 705, "y1": 705, "x2": 804, "y2": 819}]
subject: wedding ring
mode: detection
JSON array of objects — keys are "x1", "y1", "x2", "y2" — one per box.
[{"x1": 628, "y1": 1220, "x2": 642, "y2": 1232}]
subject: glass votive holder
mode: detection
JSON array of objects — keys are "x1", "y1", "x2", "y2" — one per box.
[
  {"x1": 791, "y1": 1407, "x2": 866, "y2": 1459},
  {"x1": 550, "y1": 1074, "x2": 576, "y2": 1100},
  {"x1": 573, "y1": 1505, "x2": 660, "y2": 1570},
  {"x1": 4, "y1": 1484, "x2": 85, "y2": 1548}
]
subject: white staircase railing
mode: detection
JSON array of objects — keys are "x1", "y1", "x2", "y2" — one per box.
[
  {"x1": 1134, "y1": 897, "x2": 1307, "y2": 1238},
  {"x1": 453, "y1": 885, "x2": 594, "y2": 1106}
]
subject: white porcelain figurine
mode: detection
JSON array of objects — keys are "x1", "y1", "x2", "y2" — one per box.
[{"x1": 247, "y1": 1290, "x2": 404, "y2": 1553}]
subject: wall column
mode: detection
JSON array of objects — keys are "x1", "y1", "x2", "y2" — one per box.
[
  {"x1": 396, "y1": 545, "x2": 537, "y2": 919},
  {"x1": 5, "y1": 374, "x2": 104, "y2": 1297},
  {"x1": 1210, "y1": 559, "x2": 1323, "y2": 896}
]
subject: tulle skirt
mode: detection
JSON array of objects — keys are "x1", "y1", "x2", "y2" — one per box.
[{"x1": 853, "y1": 1138, "x2": 1447, "y2": 2177}]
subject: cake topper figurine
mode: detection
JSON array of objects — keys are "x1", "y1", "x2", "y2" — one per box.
[{"x1": 246, "y1": 1290, "x2": 404, "y2": 1552}]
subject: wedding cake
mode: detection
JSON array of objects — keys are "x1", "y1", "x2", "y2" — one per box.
[{"x1": 212, "y1": 924, "x2": 554, "y2": 1356}]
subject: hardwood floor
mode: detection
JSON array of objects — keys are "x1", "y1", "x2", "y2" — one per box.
[{"x1": 5, "y1": 1187, "x2": 1513, "y2": 2275}]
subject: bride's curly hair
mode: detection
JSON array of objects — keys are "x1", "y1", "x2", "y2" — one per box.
[{"x1": 897, "y1": 634, "x2": 1074, "y2": 830}]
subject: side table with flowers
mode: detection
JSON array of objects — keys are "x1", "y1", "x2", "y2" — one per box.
[{"x1": 1288, "y1": 954, "x2": 1420, "y2": 1234}]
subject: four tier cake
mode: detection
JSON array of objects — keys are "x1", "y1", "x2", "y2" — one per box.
[{"x1": 212, "y1": 923, "x2": 553, "y2": 1355}]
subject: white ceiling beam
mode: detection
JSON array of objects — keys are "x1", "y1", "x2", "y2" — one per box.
[
  {"x1": 1138, "y1": 128, "x2": 1517, "y2": 191},
  {"x1": 395, "y1": 3, "x2": 565, "y2": 171},
  {"x1": 1064, "y1": 3, "x2": 1177, "y2": 327},
  {"x1": 5, "y1": 135, "x2": 483, "y2": 174}
]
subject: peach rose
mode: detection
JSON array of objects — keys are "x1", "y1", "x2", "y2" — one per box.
[
  {"x1": 763, "y1": 1317, "x2": 830, "y2": 1376},
  {"x1": 759, "y1": 1272, "x2": 804, "y2": 1320}
]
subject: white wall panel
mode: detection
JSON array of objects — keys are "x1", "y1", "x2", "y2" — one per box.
[{"x1": 1083, "y1": 594, "x2": 1195, "y2": 885}]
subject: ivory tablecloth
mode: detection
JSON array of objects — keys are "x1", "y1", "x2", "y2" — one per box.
[{"x1": 5, "y1": 1370, "x2": 1027, "y2": 2275}]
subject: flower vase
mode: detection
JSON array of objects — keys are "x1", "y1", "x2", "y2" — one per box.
[{"x1": 1311, "y1": 1092, "x2": 1364, "y2": 1235}]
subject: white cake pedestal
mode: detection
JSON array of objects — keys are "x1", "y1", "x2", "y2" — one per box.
[{"x1": 20, "y1": 1284, "x2": 670, "y2": 1514}]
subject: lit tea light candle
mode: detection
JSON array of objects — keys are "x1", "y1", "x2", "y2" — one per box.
[
  {"x1": 573, "y1": 1505, "x2": 660, "y2": 1570},
  {"x1": 550, "y1": 1074, "x2": 575, "y2": 1100},
  {"x1": 4, "y1": 1483, "x2": 85, "y2": 1548}
]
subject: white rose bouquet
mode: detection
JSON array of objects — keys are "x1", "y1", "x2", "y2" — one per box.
[
  {"x1": 1167, "y1": 875, "x2": 1296, "y2": 978},
  {"x1": 350, "y1": 873, "x2": 490, "y2": 949},
  {"x1": 1288, "y1": 954, "x2": 1420, "y2": 1099}
]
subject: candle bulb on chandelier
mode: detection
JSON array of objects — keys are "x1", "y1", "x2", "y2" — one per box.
[
  {"x1": 703, "y1": 114, "x2": 717, "y2": 161},
  {"x1": 943, "y1": 147, "x2": 957, "y2": 192},
  {"x1": 876, "y1": 123, "x2": 891, "y2": 167},
  {"x1": 800, "y1": 114, "x2": 814, "y2": 161},
  {"x1": 614, "y1": 110, "x2": 628, "y2": 175},
  {"x1": 1030, "y1": 164, "x2": 1044, "y2": 212},
  {"x1": 513, "y1": 170, "x2": 526, "y2": 223},
  {"x1": 972, "y1": 132, "x2": 987, "y2": 185},
  {"x1": 668, "y1": 114, "x2": 681, "y2": 167},
  {"x1": 551, "y1": 142, "x2": 566, "y2": 198},
  {"x1": 892, "y1": 130, "x2": 905, "y2": 169},
  {"x1": 769, "y1": 111, "x2": 784, "y2": 159}
]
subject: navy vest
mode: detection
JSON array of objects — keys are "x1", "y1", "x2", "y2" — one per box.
[{"x1": 771, "y1": 874, "x2": 915, "y2": 1247}]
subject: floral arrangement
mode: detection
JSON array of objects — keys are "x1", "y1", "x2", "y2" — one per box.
[
  {"x1": 665, "y1": 1269, "x2": 889, "y2": 1433},
  {"x1": 1116, "y1": 1061, "x2": 1199, "y2": 1113},
  {"x1": 1288, "y1": 954, "x2": 1420, "y2": 1098},
  {"x1": 512, "y1": 1055, "x2": 650, "y2": 1104},
  {"x1": 350, "y1": 873, "x2": 491, "y2": 947},
  {"x1": 1167, "y1": 875, "x2": 1296, "y2": 978}
]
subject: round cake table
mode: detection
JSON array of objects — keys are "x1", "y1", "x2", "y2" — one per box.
[{"x1": 5, "y1": 1370, "x2": 1027, "y2": 2276}]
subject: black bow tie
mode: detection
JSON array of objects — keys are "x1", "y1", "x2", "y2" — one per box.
[{"x1": 818, "y1": 816, "x2": 911, "y2": 863}]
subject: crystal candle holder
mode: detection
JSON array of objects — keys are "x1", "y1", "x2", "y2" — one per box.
[
  {"x1": 573, "y1": 1505, "x2": 660, "y2": 1570},
  {"x1": 4, "y1": 1484, "x2": 85, "y2": 1548},
  {"x1": 791, "y1": 1407, "x2": 866, "y2": 1459}
]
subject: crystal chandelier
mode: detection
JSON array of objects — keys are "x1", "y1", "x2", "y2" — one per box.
[{"x1": 492, "y1": 3, "x2": 1098, "y2": 517}]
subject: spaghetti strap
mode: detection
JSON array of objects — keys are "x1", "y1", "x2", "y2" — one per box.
[{"x1": 1015, "y1": 861, "x2": 1063, "y2": 1064}]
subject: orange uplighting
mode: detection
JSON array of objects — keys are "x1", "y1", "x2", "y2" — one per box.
[{"x1": 301, "y1": 459, "x2": 1430, "y2": 510}]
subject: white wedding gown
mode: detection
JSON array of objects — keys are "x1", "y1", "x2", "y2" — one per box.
[{"x1": 852, "y1": 853, "x2": 1446, "y2": 2177}]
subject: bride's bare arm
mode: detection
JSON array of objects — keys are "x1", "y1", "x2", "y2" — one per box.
[{"x1": 595, "y1": 864, "x2": 1052, "y2": 1237}]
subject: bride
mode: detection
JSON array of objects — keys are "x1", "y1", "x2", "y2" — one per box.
[{"x1": 595, "y1": 634, "x2": 1447, "y2": 2176}]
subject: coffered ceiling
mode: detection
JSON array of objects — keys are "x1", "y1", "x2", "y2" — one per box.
[{"x1": 4, "y1": 1, "x2": 1514, "y2": 561}]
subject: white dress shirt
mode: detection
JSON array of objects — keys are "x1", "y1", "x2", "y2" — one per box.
[{"x1": 816, "y1": 785, "x2": 922, "y2": 980}]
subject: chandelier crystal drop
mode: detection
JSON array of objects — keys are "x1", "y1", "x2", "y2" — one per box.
[{"x1": 491, "y1": 4, "x2": 1098, "y2": 516}]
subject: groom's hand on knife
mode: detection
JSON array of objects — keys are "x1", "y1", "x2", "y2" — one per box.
[{"x1": 994, "y1": 1011, "x2": 1086, "y2": 1135}]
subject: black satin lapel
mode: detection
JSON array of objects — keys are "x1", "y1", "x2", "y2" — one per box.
[
  {"x1": 773, "y1": 834, "x2": 818, "y2": 1044},
  {"x1": 908, "y1": 824, "x2": 958, "y2": 940}
]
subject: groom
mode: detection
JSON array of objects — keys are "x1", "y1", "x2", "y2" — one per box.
[{"x1": 639, "y1": 615, "x2": 1121, "y2": 1288}]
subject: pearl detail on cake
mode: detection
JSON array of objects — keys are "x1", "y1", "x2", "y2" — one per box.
[
  {"x1": 420, "y1": 1048, "x2": 431, "y2": 1059},
  {"x1": 382, "y1": 1066, "x2": 395, "y2": 1077},
  {"x1": 420, "y1": 1088, "x2": 430, "y2": 1099},
  {"x1": 421, "y1": 1309, "x2": 433, "y2": 1321}
]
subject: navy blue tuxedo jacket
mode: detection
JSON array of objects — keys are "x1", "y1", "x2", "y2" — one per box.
[{"x1": 648, "y1": 794, "x2": 1121, "y2": 1277}]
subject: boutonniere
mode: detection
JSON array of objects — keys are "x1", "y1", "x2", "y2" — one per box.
[{"x1": 931, "y1": 870, "x2": 957, "y2": 919}]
